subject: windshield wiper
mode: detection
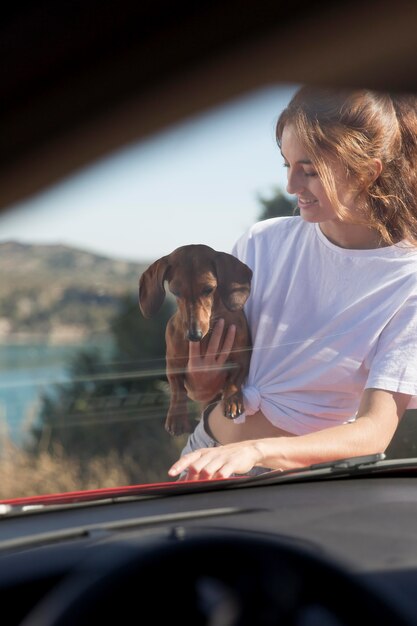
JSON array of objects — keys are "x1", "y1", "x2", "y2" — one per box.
[
  {"x1": 242, "y1": 452, "x2": 417, "y2": 486},
  {"x1": 307, "y1": 452, "x2": 386, "y2": 472}
]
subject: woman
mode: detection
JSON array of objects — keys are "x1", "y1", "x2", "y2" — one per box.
[{"x1": 168, "y1": 86, "x2": 417, "y2": 480}]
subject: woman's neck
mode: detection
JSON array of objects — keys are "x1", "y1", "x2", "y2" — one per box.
[{"x1": 319, "y1": 221, "x2": 388, "y2": 250}]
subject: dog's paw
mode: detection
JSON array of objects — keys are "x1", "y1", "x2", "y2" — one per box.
[
  {"x1": 165, "y1": 416, "x2": 192, "y2": 437},
  {"x1": 222, "y1": 392, "x2": 244, "y2": 420}
]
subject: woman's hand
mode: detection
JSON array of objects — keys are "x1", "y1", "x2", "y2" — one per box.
[
  {"x1": 168, "y1": 440, "x2": 264, "y2": 480},
  {"x1": 184, "y1": 318, "x2": 236, "y2": 403}
]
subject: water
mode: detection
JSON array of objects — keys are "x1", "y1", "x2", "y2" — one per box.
[{"x1": 0, "y1": 340, "x2": 113, "y2": 445}]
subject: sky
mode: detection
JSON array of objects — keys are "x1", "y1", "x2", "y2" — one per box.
[{"x1": 0, "y1": 84, "x2": 298, "y2": 263}]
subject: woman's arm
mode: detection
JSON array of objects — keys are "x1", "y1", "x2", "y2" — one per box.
[
  {"x1": 168, "y1": 388, "x2": 410, "y2": 480},
  {"x1": 255, "y1": 388, "x2": 409, "y2": 470}
]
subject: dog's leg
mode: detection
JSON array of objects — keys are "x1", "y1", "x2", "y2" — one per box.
[
  {"x1": 222, "y1": 380, "x2": 245, "y2": 419},
  {"x1": 165, "y1": 354, "x2": 192, "y2": 436},
  {"x1": 222, "y1": 333, "x2": 251, "y2": 419}
]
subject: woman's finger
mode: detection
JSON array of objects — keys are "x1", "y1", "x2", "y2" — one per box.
[
  {"x1": 205, "y1": 318, "x2": 225, "y2": 357},
  {"x1": 188, "y1": 337, "x2": 202, "y2": 364},
  {"x1": 216, "y1": 323, "x2": 236, "y2": 365},
  {"x1": 168, "y1": 449, "x2": 204, "y2": 477}
]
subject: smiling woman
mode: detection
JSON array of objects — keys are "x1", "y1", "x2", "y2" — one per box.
[
  {"x1": 280, "y1": 124, "x2": 385, "y2": 249},
  {"x1": 170, "y1": 85, "x2": 417, "y2": 481},
  {"x1": 277, "y1": 87, "x2": 417, "y2": 249}
]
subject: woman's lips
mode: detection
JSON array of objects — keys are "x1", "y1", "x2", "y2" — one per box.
[{"x1": 298, "y1": 198, "x2": 318, "y2": 208}]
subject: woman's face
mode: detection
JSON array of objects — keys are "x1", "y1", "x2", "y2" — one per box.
[{"x1": 280, "y1": 124, "x2": 357, "y2": 224}]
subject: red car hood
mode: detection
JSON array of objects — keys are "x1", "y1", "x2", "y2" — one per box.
[{"x1": 0, "y1": 476, "x2": 243, "y2": 508}]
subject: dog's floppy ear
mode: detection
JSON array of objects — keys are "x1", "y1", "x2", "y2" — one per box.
[
  {"x1": 139, "y1": 256, "x2": 170, "y2": 318},
  {"x1": 213, "y1": 252, "x2": 252, "y2": 311}
]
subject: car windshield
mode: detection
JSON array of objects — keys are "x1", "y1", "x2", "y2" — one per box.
[{"x1": 1, "y1": 84, "x2": 417, "y2": 502}]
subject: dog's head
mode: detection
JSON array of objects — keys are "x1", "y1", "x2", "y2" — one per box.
[{"x1": 138, "y1": 244, "x2": 252, "y2": 341}]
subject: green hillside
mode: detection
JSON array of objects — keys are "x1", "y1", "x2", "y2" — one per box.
[{"x1": 0, "y1": 241, "x2": 149, "y2": 341}]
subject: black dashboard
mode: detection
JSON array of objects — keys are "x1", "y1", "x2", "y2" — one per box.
[{"x1": 1, "y1": 475, "x2": 417, "y2": 625}]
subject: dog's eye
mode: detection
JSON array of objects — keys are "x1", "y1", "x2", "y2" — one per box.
[
  {"x1": 171, "y1": 290, "x2": 180, "y2": 298},
  {"x1": 201, "y1": 286, "x2": 214, "y2": 296}
]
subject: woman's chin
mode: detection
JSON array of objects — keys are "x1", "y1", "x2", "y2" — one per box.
[{"x1": 299, "y1": 206, "x2": 321, "y2": 221}]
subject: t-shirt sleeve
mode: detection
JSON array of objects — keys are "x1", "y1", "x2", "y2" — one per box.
[
  {"x1": 366, "y1": 295, "x2": 417, "y2": 408},
  {"x1": 231, "y1": 229, "x2": 249, "y2": 262},
  {"x1": 232, "y1": 223, "x2": 258, "y2": 269}
]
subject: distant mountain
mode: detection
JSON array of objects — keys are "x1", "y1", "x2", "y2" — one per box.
[{"x1": 0, "y1": 241, "x2": 150, "y2": 342}]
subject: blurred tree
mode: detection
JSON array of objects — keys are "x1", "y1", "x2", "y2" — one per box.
[
  {"x1": 256, "y1": 187, "x2": 295, "y2": 221},
  {"x1": 111, "y1": 293, "x2": 171, "y2": 364}
]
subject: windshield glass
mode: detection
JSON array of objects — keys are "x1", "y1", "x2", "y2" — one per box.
[{"x1": 1, "y1": 84, "x2": 417, "y2": 500}]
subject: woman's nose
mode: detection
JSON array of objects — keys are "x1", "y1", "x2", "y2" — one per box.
[{"x1": 286, "y1": 168, "x2": 302, "y2": 195}]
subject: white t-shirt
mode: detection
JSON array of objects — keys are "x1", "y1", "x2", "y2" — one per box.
[{"x1": 232, "y1": 216, "x2": 417, "y2": 435}]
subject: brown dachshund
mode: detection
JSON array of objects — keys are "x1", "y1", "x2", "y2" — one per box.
[{"x1": 139, "y1": 244, "x2": 252, "y2": 436}]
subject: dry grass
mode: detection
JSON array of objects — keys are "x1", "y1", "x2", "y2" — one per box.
[{"x1": 0, "y1": 438, "x2": 169, "y2": 500}]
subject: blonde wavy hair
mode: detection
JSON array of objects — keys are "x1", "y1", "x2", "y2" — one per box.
[{"x1": 276, "y1": 86, "x2": 417, "y2": 246}]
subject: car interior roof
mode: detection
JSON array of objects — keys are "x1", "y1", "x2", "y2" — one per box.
[{"x1": 2, "y1": 0, "x2": 417, "y2": 213}]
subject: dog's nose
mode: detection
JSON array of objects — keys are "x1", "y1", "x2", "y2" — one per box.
[{"x1": 187, "y1": 329, "x2": 203, "y2": 342}]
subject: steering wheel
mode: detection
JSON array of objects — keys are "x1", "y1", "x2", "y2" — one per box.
[{"x1": 21, "y1": 530, "x2": 412, "y2": 626}]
